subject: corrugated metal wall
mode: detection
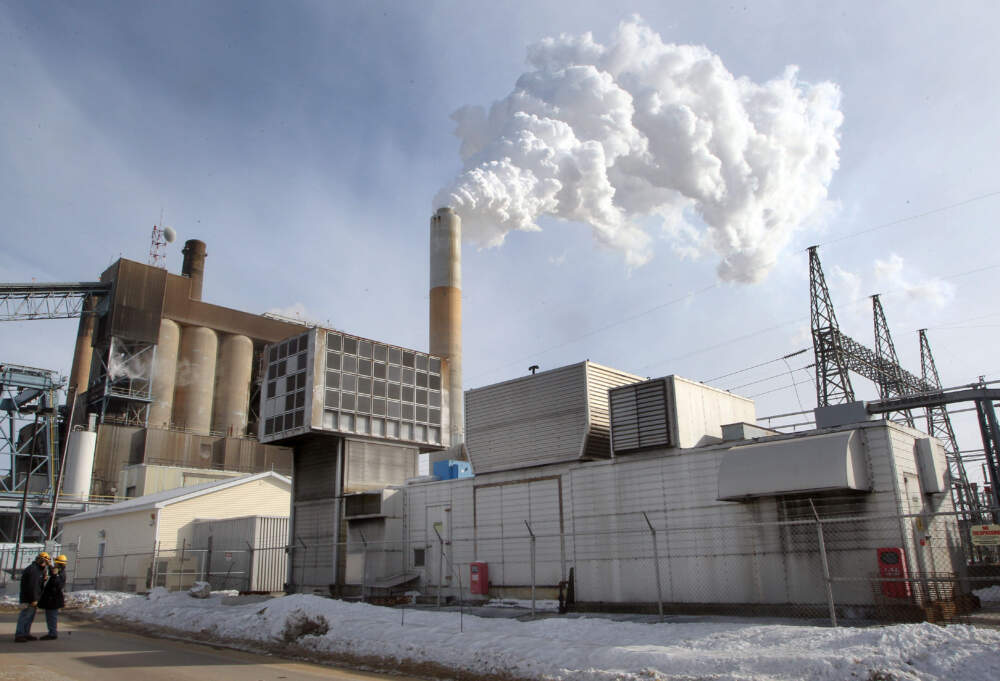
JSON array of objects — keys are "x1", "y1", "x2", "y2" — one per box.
[
  {"x1": 583, "y1": 363, "x2": 644, "y2": 459},
  {"x1": 609, "y1": 378, "x2": 672, "y2": 453},
  {"x1": 291, "y1": 438, "x2": 339, "y2": 589}
]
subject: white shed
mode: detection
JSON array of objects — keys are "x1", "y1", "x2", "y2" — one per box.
[{"x1": 59, "y1": 471, "x2": 290, "y2": 592}]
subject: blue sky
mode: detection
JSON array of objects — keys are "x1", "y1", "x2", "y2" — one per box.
[{"x1": 2, "y1": 2, "x2": 998, "y2": 483}]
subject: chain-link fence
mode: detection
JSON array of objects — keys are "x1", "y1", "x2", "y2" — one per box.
[
  {"x1": 28, "y1": 507, "x2": 1000, "y2": 627},
  {"x1": 286, "y1": 505, "x2": 1000, "y2": 625}
]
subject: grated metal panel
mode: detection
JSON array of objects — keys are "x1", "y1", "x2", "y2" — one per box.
[{"x1": 610, "y1": 378, "x2": 672, "y2": 453}]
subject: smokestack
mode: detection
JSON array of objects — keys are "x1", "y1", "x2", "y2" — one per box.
[
  {"x1": 430, "y1": 207, "x2": 463, "y2": 445},
  {"x1": 181, "y1": 239, "x2": 207, "y2": 301}
]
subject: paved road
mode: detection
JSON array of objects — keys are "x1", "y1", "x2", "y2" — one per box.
[{"x1": 0, "y1": 611, "x2": 423, "y2": 681}]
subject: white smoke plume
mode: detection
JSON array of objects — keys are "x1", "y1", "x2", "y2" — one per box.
[{"x1": 436, "y1": 17, "x2": 843, "y2": 282}]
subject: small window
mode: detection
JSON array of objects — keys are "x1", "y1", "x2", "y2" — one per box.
[
  {"x1": 327, "y1": 332, "x2": 342, "y2": 351},
  {"x1": 278, "y1": 343, "x2": 288, "y2": 359},
  {"x1": 293, "y1": 410, "x2": 304, "y2": 428},
  {"x1": 402, "y1": 403, "x2": 414, "y2": 420},
  {"x1": 327, "y1": 352, "x2": 341, "y2": 370},
  {"x1": 373, "y1": 398, "x2": 386, "y2": 416},
  {"x1": 430, "y1": 391, "x2": 441, "y2": 408},
  {"x1": 285, "y1": 394, "x2": 295, "y2": 411},
  {"x1": 402, "y1": 386, "x2": 414, "y2": 403},
  {"x1": 267, "y1": 381, "x2": 276, "y2": 398},
  {"x1": 342, "y1": 374, "x2": 356, "y2": 392},
  {"x1": 284, "y1": 413, "x2": 294, "y2": 430},
  {"x1": 297, "y1": 352, "x2": 307, "y2": 370},
  {"x1": 343, "y1": 336, "x2": 358, "y2": 355},
  {"x1": 416, "y1": 372, "x2": 428, "y2": 388},
  {"x1": 341, "y1": 393, "x2": 356, "y2": 411},
  {"x1": 374, "y1": 344, "x2": 387, "y2": 362},
  {"x1": 416, "y1": 389, "x2": 427, "y2": 405},
  {"x1": 388, "y1": 347, "x2": 402, "y2": 365},
  {"x1": 387, "y1": 400, "x2": 401, "y2": 418},
  {"x1": 295, "y1": 390, "x2": 305, "y2": 408},
  {"x1": 403, "y1": 368, "x2": 415, "y2": 385},
  {"x1": 286, "y1": 376, "x2": 297, "y2": 392},
  {"x1": 416, "y1": 406, "x2": 428, "y2": 422},
  {"x1": 325, "y1": 390, "x2": 339, "y2": 408},
  {"x1": 430, "y1": 357, "x2": 441, "y2": 374},
  {"x1": 403, "y1": 351, "x2": 415, "y2": 368},
  {"x1": 357, "y1": 395, "x2": 371, "y2": 413},
  {"x1": 413, "y1": 548, "x2": 425, "y2": 567},
  {"x1": 416, "y1": 355, "x2": 428, "y2": 371},
  {"x1": 343, "y1": 355, "x2": 357, "y2": 374},
  {"x1": 373, "y1": 362, "x2": 386, "y2": 379},
  {"x1": 297, "y1": 372, "x2": 306, "y2": 389},
  {"x1": 268, "y1": 346, "x2": 278, "y2": 363},
  {"x1": 326, "y1": 371, "x2": 340, "y2": 389},
  {"x1": 388, "y1": 383, "x2": 400, "y2": 400},
  {"x1": 277, "y1": 360, "x2": 286, "y2": 377},
  {"x1": 388, "y1": 365, "x2": 401, "y2": 382},
  {"x1": 429, "y1": 374, "x2": 441, "y2": 390},
  {"x1": 288, "y1": 337, "x2": 298, "y2": 354},
  {"x1": 429, "y1": 408, "x2": 441, "y2": 425},
  {"x1": 358, "y1": 358, "x2": 372, "y2": 376},
  {"x1": 358, "y1": 340, "x2": 372, "y2": 358},
  {"x1": 373, "y1": 380, "x2": 386, "y2": 397}
]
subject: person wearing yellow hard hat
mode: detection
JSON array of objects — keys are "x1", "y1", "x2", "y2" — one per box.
[
  {"x1": 38, "y1": 554, "x2": 68, "y2": 640},
  {"x1": 14, "y1": 552, "x2": 50, "y2": 642}
]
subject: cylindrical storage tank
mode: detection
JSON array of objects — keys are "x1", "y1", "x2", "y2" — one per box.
[
  {"x1": 212, "y1": 334, "x2": 254, "y2": 437},
  {"x1": 181, "y1": 239, "x2": 208, "y2": 301},
  {"x1": 148, "y1": 318, "x2": 181, "y2": 428},
  {"x1": 62, "y1": 428, "x2": 97, "y2": 500},
  {"x1": 173, "y1": 325, "x2": 218, "y2": 435},
  {"x1": 429, "y1": 207, "x2": 463, "y2": 444}
]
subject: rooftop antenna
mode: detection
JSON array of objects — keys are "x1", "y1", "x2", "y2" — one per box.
[{"x1": 148, "y1": 216, "x2": 176, "y2": 269}]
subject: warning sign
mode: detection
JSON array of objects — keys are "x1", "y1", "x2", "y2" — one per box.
[
  {"x1": 224, "y1": 551, "x2": 234, "y2": 560},
  {"x1": 971, "y1": 524, "x2": 1000, "y2": 546}
]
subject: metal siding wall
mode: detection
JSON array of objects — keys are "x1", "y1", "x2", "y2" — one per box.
[
  {"x1": 583, "y1": 364, "x2": 643, "y2": 459},
  {"x1": 344, "y1": 440, "x2": 417, "y2": 492},
  {"x1": 466, "y1": 364, "x2": 589, "y2": 473}
]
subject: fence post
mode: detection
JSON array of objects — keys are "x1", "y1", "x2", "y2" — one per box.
[
  {"x1": 151, "y1": 540, "x2": 160, "y2": 589},
  {"x1": 809, "y1": 500, "x2": 837, "y2": 627},
  {"x1": 204, "y1": 535, "x2": 213, "y2": 586},
  {"x1": 246, "y1": 540, "x2": 254, "y2": 593},
  {"x1": 358, "y1": 528, "x2": 368, "y2": 602},
  {"x1": 525, "y1": 520, "x2": 536, "y2": 617},
  {"x1": 121, "y1": 553, "x2": 127, "y2": 589},
  {"x1": 71, "y1": 536, "x2": 81, "y2": 591},
  {"x1": 179, "y1": 538, "x2": 187, "y2": 592},
  {"x1": 643, "y1": 512, "x2": 664, "y2": 621},
  {"x1": 433, "y1": 526, "x2": 444, "y2": 607}
]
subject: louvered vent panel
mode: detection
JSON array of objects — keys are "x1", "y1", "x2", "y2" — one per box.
[{"x1": 610, "y1": 379, "x2": 672, "y2": 453}]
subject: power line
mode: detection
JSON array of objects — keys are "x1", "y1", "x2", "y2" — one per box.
[
  {"x1": 821, "y1": 189, "x2": 1000, "y2": 246},
  {"x1": 704, "y1": 348, "x2": 809, "y2": 384}
]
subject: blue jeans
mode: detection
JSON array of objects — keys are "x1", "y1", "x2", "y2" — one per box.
[
  {"x1": 15, "y1": 605, "x2": 36, "y2": 637},
  {"x1": 44, "y1": 609, "x2": 59, "y2": 636}
]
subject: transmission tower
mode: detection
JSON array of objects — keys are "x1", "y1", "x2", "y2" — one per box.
[
  {"x1": 809, "y1": 246, "x2": 855, "y2": 406},
  {"x1": 872, "y1": 295, "x2": 915, "y2": 427},
  {"x1": 919, "y1": 330, "x2": 981, "y2": 517}
]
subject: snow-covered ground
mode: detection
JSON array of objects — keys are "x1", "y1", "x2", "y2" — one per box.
[
  {"x1": 43, "y1": 587, "x2": 992, "y2": 681},
  {"x1": 974, "y1": 585, "x2": 1000, "y2": 602}
]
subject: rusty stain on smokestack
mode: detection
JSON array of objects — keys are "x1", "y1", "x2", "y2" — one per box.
[
  {"x1": 430, "y1": 207, "x2": 463, "y2": 444},
  {"x1": 181, "y1": 239, "x2": 207, "y2": 301}
]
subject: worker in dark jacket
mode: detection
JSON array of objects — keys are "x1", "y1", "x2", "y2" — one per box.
[
  {"x1": 15, "y1": 551, "x2": 49, "y2": 642},
  {"x1": 38, "y1": 554, "x2": 68, "y2": 640}
]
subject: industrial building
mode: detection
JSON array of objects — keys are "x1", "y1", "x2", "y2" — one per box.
[{"x1": 346, "y1": 364, "x2": 967, "y2": 620}]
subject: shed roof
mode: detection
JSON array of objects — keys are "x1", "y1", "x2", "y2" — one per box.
[{"x1": 61, "y1": 471, "x2": 291, "y2": 523}]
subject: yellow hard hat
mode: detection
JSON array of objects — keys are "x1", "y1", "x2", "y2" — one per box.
[
  {"x1": 54, "y1": 555, "x2": 67, "y2": 565},
  {"x1": 37, "y1": 551, "x2": 50, "y2": 561}
]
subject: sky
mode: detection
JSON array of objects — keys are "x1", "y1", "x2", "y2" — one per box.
[{"x1": 2, "y1": 2, "x2": 999, "y2": 483}]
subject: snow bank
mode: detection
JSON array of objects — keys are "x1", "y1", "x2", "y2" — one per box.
[
  {"x1": 89, "y1": 591, "x2": 1000, "y2": 681},
  {"x1": 486, "y1": 598, "x2": 560, "y2": 612}
]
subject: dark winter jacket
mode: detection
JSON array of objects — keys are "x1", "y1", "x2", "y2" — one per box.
[
  {"x1": 39, "y1": 567, "x2": 66, "y2": 610},
  {"x1": 19, "y1": 561, "x2": 45, "y2": 604}
]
